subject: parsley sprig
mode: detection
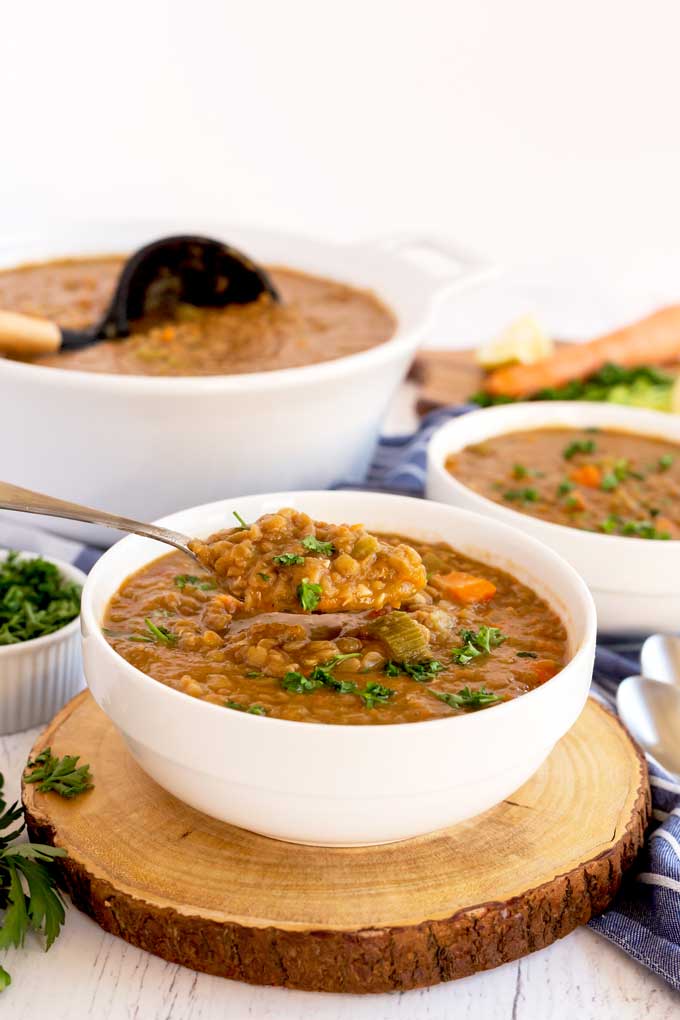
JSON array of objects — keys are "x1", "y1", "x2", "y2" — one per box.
[
  {"x1": 297, "y1": 578, "x2": 322, "y2": 611},
  {"x1": 563, "y1": 438, "x2": 596, "y2": 460},
  {"x1": 599, "y1": 515, "x2": 671, "y2": 540},
  {"x1": 24, "y1": 748, "x2": 93, "y2": 799},
  {"x1": 0, "y1": 552, "x2": 81, "y2": 646},
  {"x1": 281, "y1": 655, "x2": 395, "y2": 707},
  {"x1": 281, "y1": 653, "x2": 360, "y2": 694},
  {"x1": 0, "y1": 773, "x2": 68, "y2": 991},
  {"x1": 433, "y1": 687, "x2": 503, "y2": 710},
  {"x1": 301, "y1": 535, "x2": 335, "y2": 556},
  {"x1": 174, "y1": 574, "x2": 216, "y2": 591},
  {"x1": 273, "y1": 553, "x2": 305, "y2": 566},
  {"x1": 384, "y1": 659, "x2": 445, "y2": 682},
  {"x1": 451, "y1": 626, "x2": 506, "y2": 665},
  {"x1": 224, "y1": 700, "x2": 269, "y2": 716}
]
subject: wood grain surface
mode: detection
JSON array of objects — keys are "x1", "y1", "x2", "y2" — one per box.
[{"x1": 21, "y1": 692, "x2": 650, "y2": 993}]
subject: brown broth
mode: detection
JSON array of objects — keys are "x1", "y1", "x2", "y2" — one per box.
[
  {"x1": 103, "y1": 531, "x2": 568, "y2": 726},
  {"x1": 0, "y1": 257, "x2": 395, "y2": 376},
  {"x1": 447, "y1": 427, "x2": 680, "y2": 539}
]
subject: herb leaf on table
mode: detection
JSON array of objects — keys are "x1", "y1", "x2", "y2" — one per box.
[
  {"x1": 0, "y1": 773, "x2": 68, "y2": 991},
  {"x1": 24, "y1": 748, "x2": 93, "y2": 799}
]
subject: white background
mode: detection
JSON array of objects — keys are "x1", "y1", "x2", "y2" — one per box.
[
  {"x1": 3, "y1": 2, "x2": 680, "y2": 1015},
  {"x1": 3, "y1": 0, "x2": 680, "y2": 344}
]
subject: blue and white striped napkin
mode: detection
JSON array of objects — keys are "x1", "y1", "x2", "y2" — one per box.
[{"x1": 1, "y1": 405, "x2": 678, "y2": 990}]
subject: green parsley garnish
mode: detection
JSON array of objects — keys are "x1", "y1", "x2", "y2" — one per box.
[
  {"x1": 23, "y1": 748, "x2": 93, "y2": 799},
  {"x1": 232, "y1": 511, "x2": 248, "y2": 530},
  {"x1": 281, "y1": 671, "x2": 320, "y2": 693},
  {"x1": 273, "y1": 553, "x2": 305, "y2": 566},
  {"x1": 600, "y1": 473, "x2": 618, "y2": 492},
  {"x1": 598, "y1": 514, "x2": 670, "y2": 540},
  {"x1": 245, "y1": 670, "x2": 264, "y2": 678},
  {"x1": 144, "y1": 618, "x2": 178, "y2": 645},
  {"x1": 557, "y1": 479, "x2": 574, "y2": 497},
  {"x1": 658, "y1": 454, "x2": 674, "y2": 472},
  {"x1": 308, "y1": 653, "x2": 361, "y2": 692},
  {"x1": 359, "y1": 681, "x2": 395, "y2": 708},
  {"x1": 451, "y1": 626, "x2": 506, "y2": 665},
  {"x1": 433, "y1": 687, "x2": 503, "y2": 710},
  {"x1": 301, "y1": 535, "x2": 335, "y2": 556},
  {"x1": 297, "y1": 578, "x2": 322, "y2": 611},
  {"x1": 0, "y1": 773, "x2": 68, "y2": 991},
  {"x1": 0, "y1": 551, "x2": 81, "y2": 646},
  {"x1": 563, "y1": 439, "x2": 596, "y2": 460},
  {"x1": 512, "y1": 463, "x2": 528, "y2": 479},
  {"x1": 174, "y1": 574, "x2": 217, "y2": 591},
  {"x1": 257, "y1": 572, "x2": 271, "y2": 582},
  {"x1": 281, "y1": 654, "x2": 360, "y2": 695},
  {"x1": 383, "y1": 659, "x2": 445, "y2": 682},
  {"x1": 565, "y1": 494, "x2": 584, "y2": 510},
  {"x1": 502, "y1": 488, "x2": 539, "y2": 503},
  {"x1": 224, "y1": 700, "x2": 269, "y2": 716}
]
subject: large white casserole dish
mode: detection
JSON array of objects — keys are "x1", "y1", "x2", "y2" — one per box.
[
  {"x1": 81, "y1": 490, "x2": 596, "y2": 846},
  {"x1": 0, "y1": 221, "x2": 490, "y2": 546},
  {"x1": 427, "y1": 401, "x2": 680, "y2": 636}
]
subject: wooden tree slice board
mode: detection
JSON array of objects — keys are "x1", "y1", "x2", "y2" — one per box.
[{"x1": 23, "y1": 691, "x2": 650, "y2": 994}]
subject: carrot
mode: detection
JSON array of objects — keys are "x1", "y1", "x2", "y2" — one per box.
[
  {"x1": 569, "y1": 464, "x2": 601, "y2": 488},
  {"x1": 530, "y1": 660, "x2": 561, "y2": 685},
  {"x1": 432, "y1": 570, "x2": 496, "y2": 604},
  {"x1": 484, "y1": 305, "x2": 680, "y2": 398}
]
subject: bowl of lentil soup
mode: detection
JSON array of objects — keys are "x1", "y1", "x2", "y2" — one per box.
[
  {"x1": 427, "y1": 402, "x2": 680, "y2": 636},
  {"x1": 0, "y1": 220, "x2": 489, "y2": 546},
  {"x1": 81, "y1": 490, "x2": 595, "y2": 845}
]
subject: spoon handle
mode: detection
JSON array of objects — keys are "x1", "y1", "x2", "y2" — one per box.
[{"x1": 0, "y1": 481, "x2": 193, "y2": 557}]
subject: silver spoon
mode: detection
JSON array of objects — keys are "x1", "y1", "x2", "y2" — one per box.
[
  {"x1": 640, "y1": 633, "x2": 680, "y2": 686},
  {"x1": 0, "y1": 480, "x2": 199, "y2": 564},
  {"x1": 617, "y1": 674, "x2": 680, "y2": 778}
]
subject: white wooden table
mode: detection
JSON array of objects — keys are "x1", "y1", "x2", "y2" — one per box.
[{"x1": 2, "y1": 724, "x2": 679, "y2": 1020}]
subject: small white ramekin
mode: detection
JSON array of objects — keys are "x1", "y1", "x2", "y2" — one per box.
[
  {"x1": 0, "y1": 553, "x2": 85, "y2": 735},
  {"x1": 426, "y1": 401, "x2": 680, "y2": 636}
]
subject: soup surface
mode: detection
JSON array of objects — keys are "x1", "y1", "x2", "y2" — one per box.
[
  {"x1": 447, "y1": 427, "x2": 680, "y2": 539},
  {"x1": 103, "y1": 508, "x2": 568, "y2": 725},
  {"x1": 0, "y1": 257, "x2": 395, "y2": 376}
]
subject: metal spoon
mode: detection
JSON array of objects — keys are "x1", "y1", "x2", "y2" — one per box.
[
  {"x1": 0, "y1": 480, "x2": 199, "y2": 564},
  {"x1": 617, "y1": 674, "x2": 680, "y2": 777},
  {"x1": 640, "y1": 633, "x2": 680, "y2": 686},
  {"x1": 0, "y1": 234, "x2": 280, "y2": 357}
]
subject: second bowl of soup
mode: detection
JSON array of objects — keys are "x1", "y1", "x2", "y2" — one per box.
[{"x1": 427, "y1": 402, "x2": 680, "y2": 635}]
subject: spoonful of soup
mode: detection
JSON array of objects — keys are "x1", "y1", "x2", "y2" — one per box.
[
  {"x1": 0, "y1": 484, "x2": 426, "y2": 616},
  {"x1": 0, "y1": 235, "x2": 280, "y2": 357}
]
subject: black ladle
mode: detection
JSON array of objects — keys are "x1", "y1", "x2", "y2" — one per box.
[{"x1": 0, "y1": 235, "x2": 280, "y2": 356}]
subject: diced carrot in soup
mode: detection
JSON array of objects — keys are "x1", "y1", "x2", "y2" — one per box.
[
  {"x1": 569, "y1": 464, "x2": 601, "y2": 488},
  {"x1": 432, "y1": 570, "x2": 496, "y2": 604},
  {"x1": 531, "y1": 659, "x2": 560, "y2": 685}
]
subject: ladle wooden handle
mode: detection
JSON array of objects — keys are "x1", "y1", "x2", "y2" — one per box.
[{"x1": 0, "y1": 310, "x2": 62, "y2": 355}]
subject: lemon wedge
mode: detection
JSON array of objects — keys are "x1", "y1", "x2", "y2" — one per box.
[{"x1": 476, "y1": 314, "x2": 554, "y2": 368}]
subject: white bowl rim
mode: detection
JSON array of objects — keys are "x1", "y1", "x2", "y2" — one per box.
[
  {"x1": 427, "y1": 401, "x2": 680, "y2": 552},
  {"x1": 81, "y1": 489, "x2": 597, "y2": 735},
  {"x1": 0, "y1": 551, "x2": 85, "y2": 658},
  {"x1": 0, "y1": 225, "x2": 445, "y2": 395}
]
